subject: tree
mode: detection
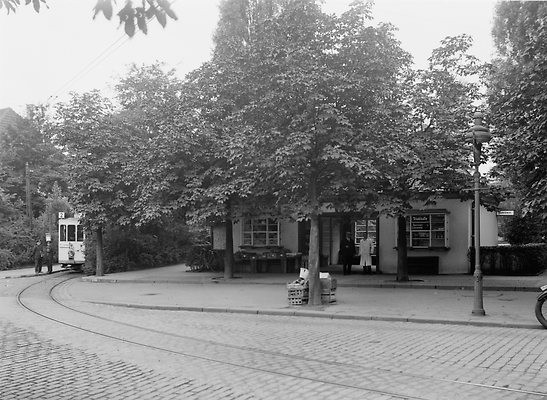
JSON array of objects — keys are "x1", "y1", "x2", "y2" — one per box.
[
  {"x1": 178, "y1": 0, "x2": 286, "y2": 280},
  {"x1": 486, "y1": 1, "x2": 547, "y2": 222},
  {"x1": 48, "y1": 66, "x2": 201, "y2": 274},
  {"x1": 180, "y1": 61, "x2": 257, "y2": 279},
  {"x1": 0, "y1": 0, "x2": 177, "y2": 37},
  {"x1": 114, "y1": 63, "x2": 195, "y2": 226},
  {"x1": 0, "y1": 107, "x2": 67, "y2": 218},
  {"x1": 383, "y1": 35, "x2": 483, "y2": 281},
  {"x1": 0, "y1": 185, "x2": 36, "y2": 268},
  {"x1": 49, "y1": 91, "x2": 133, "y2": 276},
  {"x1": 220, "y1": 0, "x2": 410, "y2": 303}
]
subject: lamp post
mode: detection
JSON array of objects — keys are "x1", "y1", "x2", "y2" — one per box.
[{"x1": 468, "y1": 111, "x2": 491, "y2": 316}]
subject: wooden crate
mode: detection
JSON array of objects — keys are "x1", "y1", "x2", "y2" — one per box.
[
  {"x1": 288, "y1": 296, "x2": 304, "y2": 305},
  {"x1": 321, "y1": 290, "x2": 337, "y2": 304}
]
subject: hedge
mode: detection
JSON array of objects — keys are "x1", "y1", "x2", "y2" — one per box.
[{"x1": 469, "y1": 244, "x2": 547, "y2": 275}]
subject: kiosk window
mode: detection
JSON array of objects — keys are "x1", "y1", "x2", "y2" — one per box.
[
  {"x1": 242, "y1": 218, "x2": 279, "y2": 246},
  {"x1": 406, "y1": 214, "x2": 448, "y2": 248},
  {"x1": 354, "y1": 219, "x2": 377, "y2": 248}
]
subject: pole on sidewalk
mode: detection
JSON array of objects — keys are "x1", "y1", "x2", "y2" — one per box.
[
  {"x1": 468, "y1": 112, "x2": 491, "y2": 316},
  {"x1": 472, "y1": 145, "x2": 484, "y2": 316}
]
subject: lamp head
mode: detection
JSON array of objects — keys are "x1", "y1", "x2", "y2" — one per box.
[{"x1": 469, "y1": 111, "x2": 491, "y2": 144}]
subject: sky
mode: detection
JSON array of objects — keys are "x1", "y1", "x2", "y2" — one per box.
[{"x1": 0, "y1": 0, "x2": 498, "y2": 115}]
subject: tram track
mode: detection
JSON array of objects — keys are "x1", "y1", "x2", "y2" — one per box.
[{"x1": 16, "y1": 275, "x2": 547, "y2": 400}]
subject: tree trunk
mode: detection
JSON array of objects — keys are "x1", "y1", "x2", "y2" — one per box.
[
  {"x1": 96, "y1": 226, "x2": 104, "y2": 277},
  {"x1": 224, "y1": 217, "x2": 234, "y2": 279},
  {"x1": 396, "y1": 215, "x2": 409, "y2": 281},
  {"x1": 308, "y1": 212, "x2": 321, "y2": 305}
]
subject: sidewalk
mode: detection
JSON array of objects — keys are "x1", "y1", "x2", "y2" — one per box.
[
  {"x1": 65, "y1": 264, "x2": 547, "y2": 330},
  {"x1": 4, "y1": 263, "x2": 544, "y2": 329},
  {"x1": 0, "y1": 264, "x2": 65, "y2": 279}
]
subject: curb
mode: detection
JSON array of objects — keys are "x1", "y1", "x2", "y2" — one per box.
[
  {"x1": 2, "y1": 269, "x2": 65, "y2": 279},
  {"x1": 340, "y1": 283, "x2": 541, "y2": 292},
  {"x1": 89, "y1": 300, "x2": 543, "y2": 330},
  {"x1": 81, "y1": 276, "x2": 540, "y2": 292}
]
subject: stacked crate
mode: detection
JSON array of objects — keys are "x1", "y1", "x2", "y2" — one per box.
[
  {"x1": 320, "y1": 276, "x2": 337, "y2": 304},
  {"x1": 287, "y1": 275, "x2": 337, "y2": 305},
  {"x1": 287, "y1": 282, "x2": 309, "y2": 305}
]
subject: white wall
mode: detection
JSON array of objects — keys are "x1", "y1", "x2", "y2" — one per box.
[
  {"x1": 479, "y1": 206, "x2": 498, "y2": 246},
  {"x1": 379, "y1": 199, "x2": 498, "y2": 274},
  {"x1": 280, "y1": 220, "x2": 299, "y2": 252}
]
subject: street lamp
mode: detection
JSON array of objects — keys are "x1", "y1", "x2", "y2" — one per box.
[{"x1": 468, "y1": 111, "x2": 491, "y2": 316}]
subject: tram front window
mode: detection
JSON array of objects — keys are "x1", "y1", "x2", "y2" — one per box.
[
  {"x1": 68, "y1": 225, "x2": 76, "y2": 241},
  {"x1": 60, "y1": 225, "x2": 66, "y2": 242},
  {"x1": 77, "y1": 225, "x2": 84, "y2": 242}
]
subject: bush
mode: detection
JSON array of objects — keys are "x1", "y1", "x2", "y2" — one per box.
[
  {"x1": 83, "y1": 221, "x2": 193, "y2": 275},
  {"x1": 505, "y1": 215, "x2": 545, "y2": 245},
  {"x1": 470, "y1": 244, "x2": 547, "y2": 275},
  {"x1": 0, "y1": 216, "x2": 36, "y2": 268},
  {"x1": 186, "y1": 243, "x2": 222, "y2": 272},
  {"x1": 0, "y1": 249, "x2": 16, "y2": 270}
]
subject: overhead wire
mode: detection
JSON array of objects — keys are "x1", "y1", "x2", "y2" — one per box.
[
  {"x1": 46, "y1": 0, "x2": 179, "y2": 104},
  {"x1": 47, "y1": 34, "x2": 130, "y2": 103}
]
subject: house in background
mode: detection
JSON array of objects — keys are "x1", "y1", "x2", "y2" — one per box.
[
  {"x1": 0, "y1": 108, "x2": 23, "y2": 136},
  {"x1": 212, "y1": 197, "x2": 498, "y2": 275}
]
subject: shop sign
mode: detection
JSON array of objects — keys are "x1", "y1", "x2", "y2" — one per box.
[
  {"x1": 411, "y1": 215, "x2": 429, "y2": 230},
  {"x1": 497, "y1": 210, "x2": 515, "y2": 216}
]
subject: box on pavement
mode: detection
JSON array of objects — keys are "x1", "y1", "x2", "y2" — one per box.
[
  {"x1": 287, "y1": 280, "x2": 309, "y2": 305},
  {"x1": 287, "y1": 272, "x2": 337, "y2": 305},
  {"x1": 320, "y1": 273, "x2": 337, "y2": 292}
]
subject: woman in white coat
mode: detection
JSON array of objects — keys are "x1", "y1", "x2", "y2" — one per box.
[{"x1": 359, "y1": 234, "x2": 374, "y2": 274}]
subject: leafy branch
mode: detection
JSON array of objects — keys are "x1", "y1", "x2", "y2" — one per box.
[{"x1": 1, "y1": 0, "x2": 177, "y2": 37}]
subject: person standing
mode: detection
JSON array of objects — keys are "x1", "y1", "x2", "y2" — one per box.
[
  {"x1": 45, "y1": 242, "x2": 53, "y2": 274},
  {"x1": 359, "y1": 234, "x2": 374, "y2": 274},
  {"x1": 340, "y1": 232, "x2": 355, "y2": 275},
  {"x1": 34, "y1": 240, "x2": 43, "y2": 274}
]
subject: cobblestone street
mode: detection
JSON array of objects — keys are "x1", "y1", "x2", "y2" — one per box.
[{"x1": 0, "y1": 274, "x2": 545, "y2": 399}]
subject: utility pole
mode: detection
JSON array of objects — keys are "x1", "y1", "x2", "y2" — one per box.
[{"x1": 25, "y1": 162, "x2": 32, "y2": 223}]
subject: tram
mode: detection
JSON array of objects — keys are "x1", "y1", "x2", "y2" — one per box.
[{"x1": 58, "y1": 216, "x2": 85, "y2": 269}]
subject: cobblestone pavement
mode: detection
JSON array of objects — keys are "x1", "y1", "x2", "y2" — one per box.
[{"x1": 0, "y1": 275, "x2": 546, "y2": 399}]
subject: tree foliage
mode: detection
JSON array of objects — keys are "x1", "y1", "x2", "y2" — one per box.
[
  {"x1": 0, "y1": 0, "x2": 47, "y2": 13},
  {"x1": 1, "y1": 0, "x2": 176, "y2": 37},
  {"x1": 49, "y1": 91, "x2": 131, "y2": 231},
  {"x1": 45, "y1": 68, "x2": 195, "y2": 274},
  {"x1": 0, "y1": 106, "x2": 67, "y2": 217},
  {"x1": 486, "y1": 1, "x2": 547, "y2": 221},
  {"x1": 387, "y1": 35, "x2": 482, "y2": 210},
  {"x1": 0, "y1": 187, "x2": 33, "y2": 269},
  {"x1": 232, "y1": 1, "x2": 409, "y2": 216},
  {"x1": 114, "y1": 63, "x2": 195, "y2": 225}
]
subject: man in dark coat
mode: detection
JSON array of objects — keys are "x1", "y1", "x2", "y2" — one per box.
[
  {"x1": 34, "y1": 241, "x2": 43, "y2": 274},
  {"x1": 45, "y1": 242, "x2": 53, "y2": 274},
  {"x1": 340, "y1": 232, "x2": 355, "y2": 275}
]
